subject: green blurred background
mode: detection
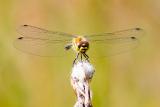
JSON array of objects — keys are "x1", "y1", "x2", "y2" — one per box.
[{"x1": 0, "y1": 0, "x2": 160, "y2": 107}]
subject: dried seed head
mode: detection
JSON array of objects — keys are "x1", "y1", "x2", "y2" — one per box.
[{"x1": 71, "y1": 61, "x2": 95, "y2": 82}]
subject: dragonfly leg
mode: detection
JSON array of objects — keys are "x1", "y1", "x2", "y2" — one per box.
[
  {"x1": 80, "y1": 53, "x2": 83, "y2": 62},
  {"x1": 73, "y1": 53, "x2": 79, "y2": 65},
  {"x1": 83, "y1": 53, "x2": 89, "y2": 62}
]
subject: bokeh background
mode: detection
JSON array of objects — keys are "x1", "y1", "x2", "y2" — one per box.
[{"x1": 0, "y1": 0, "x2": 160, "y2": 107}]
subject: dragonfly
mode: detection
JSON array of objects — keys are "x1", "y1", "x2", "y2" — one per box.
[{"x1": 14, "y1": 25, "x2": 144, "y2": 64}]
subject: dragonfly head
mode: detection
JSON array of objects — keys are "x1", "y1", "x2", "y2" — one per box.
[{"x1": 72, "y1": 36, "x2": 89, "y2": 53}]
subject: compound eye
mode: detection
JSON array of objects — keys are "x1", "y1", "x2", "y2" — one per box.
[{"x1": 78, "y1": 44, "x2": 81, "y2": 48}]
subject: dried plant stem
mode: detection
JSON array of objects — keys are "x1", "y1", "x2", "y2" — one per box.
[{"x1": 71, "y1": 61, "x2": 95, "y2": 107}]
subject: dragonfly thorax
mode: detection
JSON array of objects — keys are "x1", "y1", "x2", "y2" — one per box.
[{"x1": 72, "y1": 36, "x2": 89, "y2": 53}]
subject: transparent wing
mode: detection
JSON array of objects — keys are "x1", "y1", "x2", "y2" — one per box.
[
  {"x1": 85, "y1": 28, "x2": 144, "y2": 57},
  {"x1": 14, "y1": 25, "x2": 74, "y2": 56}
]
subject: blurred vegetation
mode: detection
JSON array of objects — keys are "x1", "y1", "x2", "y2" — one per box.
[{"x1": 0, "y1": 0, "x2": 160, "y2": 107}]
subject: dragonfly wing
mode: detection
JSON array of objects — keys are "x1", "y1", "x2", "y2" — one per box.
[
  {"x1": 86, "y1": 28, "x2": 144, "y2": 57},
  {"x1": 14, "y1": 25, "x2": 74, "y2": 56}
]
